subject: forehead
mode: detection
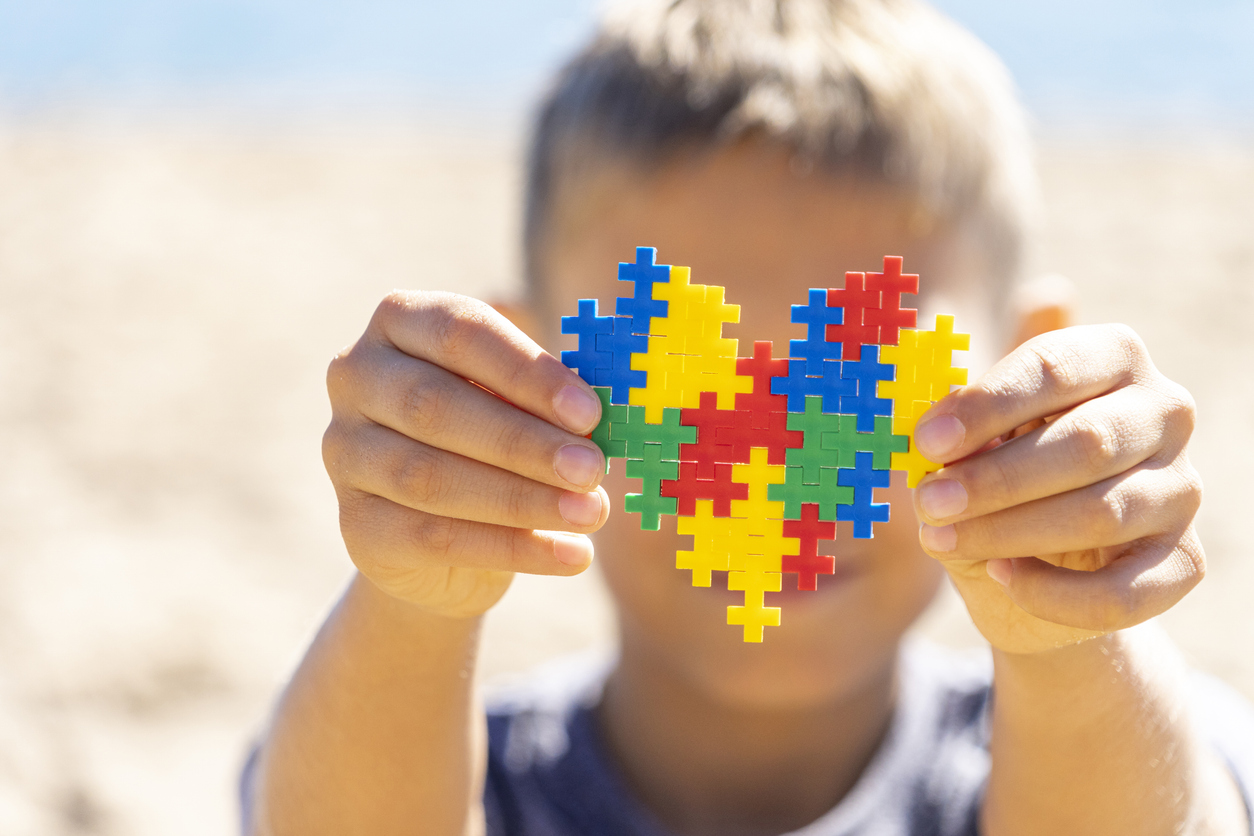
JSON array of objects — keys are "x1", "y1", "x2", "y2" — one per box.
[{"x1": 542, "y1": 141, "x2": 995, "y2": 359}]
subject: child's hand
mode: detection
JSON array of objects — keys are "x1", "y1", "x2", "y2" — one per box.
[
  {"x1": 912, "y1": 324, "x2": 1203, "y2": 654},
  {"x1": 321, "y1": 292, "x2": 609, "y2": 618}
]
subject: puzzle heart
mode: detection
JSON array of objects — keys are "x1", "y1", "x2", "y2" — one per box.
[{"x1": 560, "y1": 248, "x2": 970, "y2": 642}]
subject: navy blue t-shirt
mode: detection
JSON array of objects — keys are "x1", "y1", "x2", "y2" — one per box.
[
  {"x1": 481, "y1": 641, "x2": 1254, "y2": 836},
  {"x1": 240, "y1": 640, "x2": 1254, "y2": 834}
]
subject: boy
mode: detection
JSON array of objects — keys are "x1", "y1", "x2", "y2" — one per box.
[{"x1": 245, "y1": 1, "x2": 1254, "y2": 834}]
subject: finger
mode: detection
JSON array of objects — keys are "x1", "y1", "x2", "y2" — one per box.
[
  {"x1": 329, "y1": 420, "x2": 609, "y2": 532},
  {"x1": 918, "y1": 458, "x2": 1202, "y2": 561},
  {"x1": 915, "y1": 383, "x2": 1194, "y2": 524},
  {"x1": 338, "y1": 489, "x2": 595, "y2": 577},
  {"x1": 914, "y1": 324, "x2": 1152, "y2": 464},
  {"x1": 331, "y1": 341, "x2": 606, "y2": 491},
  {"x1": 366, "y1": 291, "x2": 602, "y2": 435},
  {"x1": 983, "y1": 528, "x2": 1205, "y2": 632}
]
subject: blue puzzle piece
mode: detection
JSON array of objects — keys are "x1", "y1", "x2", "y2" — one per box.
[
  {"x1": 789, "y1": 332, "x2": 844, "y2": 378},
  {"x1": 817, "y1": 360, "x2": 857, "y2": 413},
  {"x1": 771, "y1": 359, "x2": 826, "y2": 412},
  {"x1": 560, "y1": 298, "x2": 613, "y2": 385},
  {"x1": 789, "y1": 288, "x2": 844, "y2": 375},
  {"x1": 836, "y1": 451, "x2": 891, "y2": 538},
  {"x1": 839, "y1": 343, "x2": 894, "y2": 431},
  {"x1": 615, "y1": 247, "x2": 671, "y2": 334},
  {"x1": 771, "y1": 358, "x2": 856, "y2": 413},
  {"x1": 594, "y1": 316, "x2": 648, "y2": 403}
]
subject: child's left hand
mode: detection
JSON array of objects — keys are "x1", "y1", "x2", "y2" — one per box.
[{"x1": 912, "y1": 324, "x2": 1203, "y2": 654}]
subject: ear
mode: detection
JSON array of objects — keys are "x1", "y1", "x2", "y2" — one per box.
[
  {"x1": 1007, "y1": 273, "x2": 1076, "y2": 351},
  {"x1": 489, "y1": 298, "x2": 542, "y2": 342}
]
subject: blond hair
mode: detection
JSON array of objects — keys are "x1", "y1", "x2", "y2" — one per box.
[{"x1": 524, "y1": 0, "x2": 1038, "y2": 302}]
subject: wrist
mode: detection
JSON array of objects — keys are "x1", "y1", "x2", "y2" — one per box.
[
  {"x1": 989, "y1": 624, "x2": 1174, "y2": 699},
  {"x1": 347, "y1": 572, "x2": 488, "y2": 639},
  {"x1": 352, "y1": 559, "x2": 515, "y2": 620},
  {"x1": 992, "y1": 628, "x2": 1122, "y2": 671}
]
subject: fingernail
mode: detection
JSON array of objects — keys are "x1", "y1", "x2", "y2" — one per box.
[
  {"x1": 918, "y1": 478, "x2": 968, "y2": 521},
  {"x1": 553, "y1": 533, "x2": 594, "y2": 566},
  {"x1": 914, "y1": 413, "x2": 965, "y2": 461},
  {"x1": 986, "y1": 558, "x2": 1013, "y2": 587},
  {"x1": 553, "y1": 385, "x2": 601, "y2": 434},
  {"x1": 558, "y1": 490, "x2": 603, "y2": 527},
  {"x1": 555, "y1": 444, "x2": 602, "y2": 488},
  {"x1": 920, "y1": 523, "x2": 957, "y2": 552}
]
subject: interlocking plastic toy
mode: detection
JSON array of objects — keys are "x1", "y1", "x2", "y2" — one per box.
[{"x1": 559, "y1": 248, "x2": 970, "y2": 642}]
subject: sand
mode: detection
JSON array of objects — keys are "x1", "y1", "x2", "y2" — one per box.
[{"x1": 0, "y1": 121, "x2": 1250, "y2": 835}]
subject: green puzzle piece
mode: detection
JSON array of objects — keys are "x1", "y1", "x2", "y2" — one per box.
[
  {"x1": 768, "y1": 465, "x2": 854, "y2": 521},
  {"x1": 624, "y1": 444, "x2": 680, "y2": 530},
  {"x1": 785, "y1": 397, "x2": 847, "y2": 482},
  {"x1": 589, "y1": 387, "x2": 628, "y2": 469},
  {"x1": 819, "y1": 414, "x2": 908, "y2": 470},
  {"x1": 610, "y1": 405, "x2": 696, "y2": 461}
]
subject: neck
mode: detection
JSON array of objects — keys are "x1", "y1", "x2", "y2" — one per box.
[{"x1": 596, "y1": 637, "x2": 899, "y2": 836}]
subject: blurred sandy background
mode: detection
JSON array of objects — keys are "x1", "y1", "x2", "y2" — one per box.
[
  {"x1": 1, "y1": 0, "x2": 1252, "y2": 832},
  {"x1": 0, "y1": 119, "x2": 1250, "y2": 834}
]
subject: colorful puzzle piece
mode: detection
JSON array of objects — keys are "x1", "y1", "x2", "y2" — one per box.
[
  {"x1": 623, "y1": 444, "x2": 679, "y2": 531},
  {"x1": 733, "y1": 341, "x2": 791, "y2": 424},
  {"x1": 890, "y1": 399, "x2": 944, "y2": 487},
  {"x1": 615, "y1": 246, "x2": 670, "y2": 332},
  {"x1": 863, "y1": 256, "x2": 919, "y2": 345},
  {"x1": 629, "y1": 265, "x2": 751, "y2": 421},
  {"x1": 839, "y1": 344, "x2": 895, "y2": 431},
  {"x1": 594, "y1": 316, "x2": 648, "y2": 404},
  {"x1": 715, "y1": 410, "x2": 801, "y2": 466},
  {"x1": 783, "y1": 397, "x2": 847, "y2": 480},
  {"x1": 879, "y1": 315, "x2": 970, "y2": 411},
  {"x1": 560, "y1": 251, "x2": 968, "y2": 642},
  {"x1": 770, "y1": 358, "x2": 853, "y2": 414},
  {"x1": 676, "y1": 500, "x2": 741, "y2": 586},
  {"x1": 589, "y1": 387, "x2": 627, "y2": 467},
  {"x1": 769, "y1": 464, "x2": 852, "y2": 521},
  {"x1": 781, "y1": 503, "x2": 836, "y2": 591},
  {"x1": 836, "y1": 450, "x2": 892, "y2": 538},
  {"x1": 560, "y1": 298, "x2": 613, "y2": 385},
  {"x1": 661, "y1": 461, "x2": 746, "y2": 516},
  {"x1": 610, "y1": 406, "x2": 696, "y2": 461},
  {"x1": 825, "y1": 272, "x2": 880, "y2": 361},
  {"x1": 790, "y1": 289, "x2": 845, "y2": 375},
  {"x1": 678, "y1": 391, "x2": 739, "y2": 479}
]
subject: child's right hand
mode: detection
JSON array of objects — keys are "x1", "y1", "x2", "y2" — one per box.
[{"x1": 321, "y1": 291, "x2": 608, "y2": 618}]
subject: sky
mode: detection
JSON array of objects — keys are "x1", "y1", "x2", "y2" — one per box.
[{"x1": 0, "y1": 1, "x2": 1250, "y2": 129}]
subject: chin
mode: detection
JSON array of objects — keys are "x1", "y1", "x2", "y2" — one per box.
[
  {"x1": 618, "y1": 563, "x2": 941, "y2": 711},
  {"x1": 599, "y1": 499, "x2": 946, "y2": 711},
  {"x1": 681, "y1": 613, "x2": 907, "y2": 710}
]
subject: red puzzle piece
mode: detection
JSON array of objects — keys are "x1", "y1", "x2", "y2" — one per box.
[
  {"x1": 863, "y1": 255, "x2": 918, "y2": 346},
  {"x1": 715, "y1": 409, "x2": 802, "y2": 465},
  {"x1": 733, "y1": 340, "x2": 790, "y2": 426},
  {"x1": 781, "y1": 503, "x2": 836, "y2": 591},
  {"x1": 679, "y1": 391, "x2": 739, "y2": 479},
  {"x1": 825, "y1": 272, "x2": 880, "y2": 360},
  {"x1": 661, "y1": 461, "x2": 748, "y2": 516}
]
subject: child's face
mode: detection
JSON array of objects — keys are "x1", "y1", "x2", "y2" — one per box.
[{"x1": 540, "y1": 141, "x2": 998, "y2": 708}]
